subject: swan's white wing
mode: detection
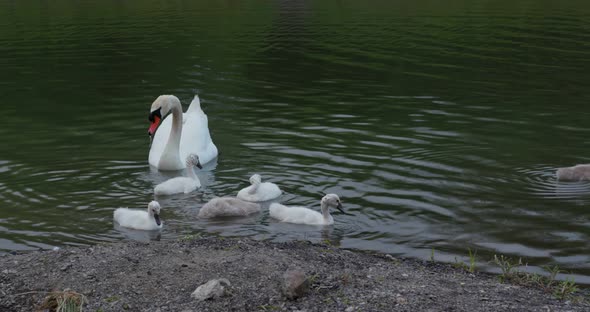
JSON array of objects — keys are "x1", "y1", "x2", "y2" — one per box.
[
  {"x1": 186, "y1": 95, "x2": 202, "y2": 114},
  {"x1": 179, "y1": 105, "x2": 218, "y2": 165}
]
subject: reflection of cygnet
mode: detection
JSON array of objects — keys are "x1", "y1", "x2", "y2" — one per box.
[
  {"x1": 114, "y1": 201, "x2": 163, "y2": 230},
  {"x1": 198, "y1": 197, "x2": 261, "y2": 218},
  {"x1": 269, "y1": 194, "x2": 344, "y2": 225},
  {"x1": 154, "y1": 154, "x2": 202, "y2": 195},
  {"x1": 556, "y1": 164, "x2": 590, "y2": 181},
  {"x1": 236, "y1": 174, "x2": 282, "y2": 202}
]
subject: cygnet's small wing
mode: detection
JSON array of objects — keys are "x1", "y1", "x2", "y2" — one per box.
[
  {"x1": 259, "y1": 182, "x2": 282, "y2": 201},
  {"x1": 183, "y1": 178, "x2": 201, "y2": 193},
  {"x1": 114, "y1": 208, "x2": 161, "y2": 230},
  {"x1": 269, "y1": 204, "x2": 324, "y2": 225},
  {"x1": 199, "y1": 197, "x2": 260, "y2": 218},
  {"x1": 236, "y1": 186, "x2": 255, "y2": 201},
  {"x1": 155, "y1": 177, "x2": 199, "y2": 195},
  {"x1": 237, "y1": 182, "x2": 281, "y2": 202}
]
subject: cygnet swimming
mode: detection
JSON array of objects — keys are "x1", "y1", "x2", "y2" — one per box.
[
  {"x1": 198, "y1": 197, "x2": 261, "y2": 218},
  {"x1": 236, "y1": 174, "x2": 282, "y2": 202},
  {"x1": 114, "y1": 201, "x2": 163, "y2": 230},
  {"x1": 269, "y1": 194, "x2": 344, "y2": 225},
  {"x1": 154, "y1": 154, "x2": 202, "y2": 195},
  {"x1": 556, "y1": 164, "x2": 590, "y2": 181}
]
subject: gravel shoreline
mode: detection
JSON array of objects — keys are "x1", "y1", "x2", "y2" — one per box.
[{"x1": 1, "y1": 237, "x2": 587, "y2": 311}]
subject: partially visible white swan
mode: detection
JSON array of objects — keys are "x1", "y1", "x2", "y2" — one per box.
[
  {"x1": 556, "y1": 164, "x2": 590, "y2": 181},
  {"x1": 198, "y1": 197, "x2": 261, "y2": 218},
  {"x1": 154, "y1": 154, "x2": 202, "y2": 195},
  {"x1": 236, "y1": 174, "x2": 282, "y2": 202},
  {"x1": 114, "y1": 201, "x2": 163, "y2": 230},
  {"x1": 148, "y1": 95, "x2": 218, "y2": 170},
  {"x1": 269, "y1": 194, "x2": 344, "y2": 225}
]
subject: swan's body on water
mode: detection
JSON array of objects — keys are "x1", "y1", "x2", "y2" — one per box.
[
  {"x1": 114, "y1": 201, "x2": 163, "y2": 230},
  {"x1": 154, "y1": 154, "x2": 202, "y2": 195},
  {"x1": 198, "y1": 197, "x2": 261, "y2": 218},
  {"x1": 236, "y1": 174, "x2": 282, "y2": 202},
  {"x1": 148, "y1": 95, "x2": 218, "y2": 170},
  {"x1": 269, "y1": 194, "x2": 344, "y2": 225},
  {"x1": 556, "y1": 164, "x2": 590, "y2": 181}
]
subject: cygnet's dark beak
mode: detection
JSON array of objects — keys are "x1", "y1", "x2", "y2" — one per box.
[
  {"x1": 154, "y1": 213, "x2": 161, "y2": 226},
  {"x1": 336, "y1": 202, "x2": 345, "y2": 214},
  {"x1": 196, "y1": 161, "x2": 203, "y2": 169}
]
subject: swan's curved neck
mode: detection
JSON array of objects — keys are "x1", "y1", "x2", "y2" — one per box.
[
  {"x1": 248, "y1": 180, "x2": 260, "y2": 194},
  {"x1": 159, "y1": 99, "x2": 183, "y2": 170},
  {"x1": 186, "y1": 164, "x2": 198, "y2": 180},
  {"x1": 320, "y1": 202, "x2": 331, "y2": 221}
]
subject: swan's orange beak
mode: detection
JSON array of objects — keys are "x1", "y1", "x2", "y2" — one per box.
[
  {"x1": 148, "y1": 108, "x2": 162, "y2": 139},
  {"x1": 148, "y1": 115, "x2": 161, "y2": 138}
]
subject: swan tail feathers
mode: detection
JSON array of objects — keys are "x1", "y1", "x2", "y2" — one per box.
[{"x1": 186, "y1": 94, "x2": 202, "y2": 114}]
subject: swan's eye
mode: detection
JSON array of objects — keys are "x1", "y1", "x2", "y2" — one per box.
[{"x1": 149, "y1": 108, "x2": 162, "y2": 122}]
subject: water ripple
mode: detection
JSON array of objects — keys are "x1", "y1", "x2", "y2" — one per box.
[{"x1": 1, "y1": 0, "x2": 590, "y2": 283}]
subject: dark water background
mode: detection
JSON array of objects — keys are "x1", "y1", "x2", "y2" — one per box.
[{"x1": 1, "y1": 0, "x2": 590, "y2": 283}]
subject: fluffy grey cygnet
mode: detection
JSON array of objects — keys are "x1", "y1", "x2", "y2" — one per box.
[
  {"x1": 198, "y1": 197, "x2": 261, "y2": 218},
  {"x1": 556, "y1": 164, "x2": 590, "y2": 181}
]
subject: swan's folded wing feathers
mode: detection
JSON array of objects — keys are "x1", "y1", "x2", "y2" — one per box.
[{"x1": 186, "y1": 95, "x2": 202, "y2": 114}]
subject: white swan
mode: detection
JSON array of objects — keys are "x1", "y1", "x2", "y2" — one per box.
[
  {"x1": 198, "y1": 197, "x2": 261, "y2": 218},
  {"x1": 556, "y1": 164, "x2": 590, "y2": 181},
  {"x1": 154, "y1": 154, "x2": 202, "y2": 195},
  {"x1": 236, "y1": 174, "x2": 282, "y2": 202},
  {"x1": 114, "y1": 201, "x2": 163, "y2": 230},
  {"x1": 148, "y1": 95, "x2": 218, "y2": 170},
  {"x1": 269, "y1": 194, "x2": 344, "y2": 225}
]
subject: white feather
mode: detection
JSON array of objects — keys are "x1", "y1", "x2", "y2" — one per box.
[
  {"x1": 236, "y1": 174, "x2": 282, "y2": 202},
  {"x1": 269, "y1": 204, "x2": 331, "y2": 225},
  {"x1": 269, "y1": 194, "x2": 343, "y2": 225},
  {"x1": 154, "y1": 154, "x2": 202, "y2": 195},
  {"x1": 155, "y1": 177, "x2": 200, "y2": 195},
  {"x1": 114, "y1": 201, "x2": 163, "y2": 230},
  {"x1": 149, "y1": 95, "x2": 218, "y2": 170}
]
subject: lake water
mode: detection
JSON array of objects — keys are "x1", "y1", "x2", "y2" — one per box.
[{"x1": 1, "y1": 1, "x2": 590, "y2": 283}]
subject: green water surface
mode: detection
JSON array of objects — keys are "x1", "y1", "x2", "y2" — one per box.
[{"x1": 1, "y1": 0, "x2": 590, "y2": 282}]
